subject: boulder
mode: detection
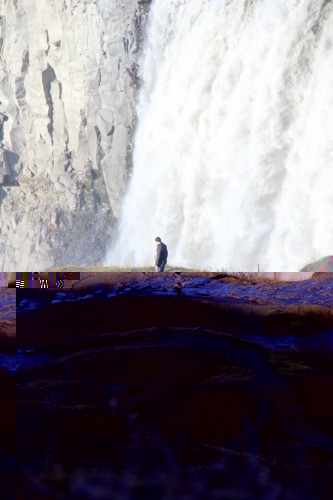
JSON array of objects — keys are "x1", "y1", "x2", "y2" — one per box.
[{"x1": 301, "y1": 256, "x2": 333, "y2": 272}]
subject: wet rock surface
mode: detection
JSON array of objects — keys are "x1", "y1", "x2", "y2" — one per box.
[{"x1": 16, "y1": 282, "x2": 333, "y2": 498}]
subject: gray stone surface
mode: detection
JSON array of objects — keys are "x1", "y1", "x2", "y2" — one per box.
[{"x1": 0, "y1": 0, "x2": 150, "y2": 270}]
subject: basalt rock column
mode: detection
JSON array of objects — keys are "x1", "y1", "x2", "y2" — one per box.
[{"x1": 0, "y1": 0, "x2": 151, "y2": 270}]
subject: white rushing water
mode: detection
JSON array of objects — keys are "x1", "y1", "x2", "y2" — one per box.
[{"x1": 106, "y1": 0, "x2": 333, "y2": 271}]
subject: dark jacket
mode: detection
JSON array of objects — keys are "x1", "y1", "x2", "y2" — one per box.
[{"x1": 155, "y1": 242, "x2": 168, "y2": 267}]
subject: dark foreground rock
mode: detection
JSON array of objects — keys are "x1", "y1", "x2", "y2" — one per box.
[
  {"x1": 17, "y1": 323, "x2": 333, "y2": 499},
  {"x1": 0, "y1": 336, "x2": 16, "y2": 355},
  {"x1": 0, "y1": 289, "x2": 16, "y2": 354},
  {"x1": 0, "y1": 289, "x2": 16, "y2": 498},
  {"x1": 0, "y1": 369, "x2": 16, "y2": 500},
  {"x1": 17, "y1": 295, "x2": 333, "y2": 353}
]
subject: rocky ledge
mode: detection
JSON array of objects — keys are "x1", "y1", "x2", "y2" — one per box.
[{"x1": 16, "y1": 281, "x2": 333, "y2": 499}]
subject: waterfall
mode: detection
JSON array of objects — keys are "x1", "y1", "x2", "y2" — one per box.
[{"x1": 105, "y1": 0, "x2": 333, "y2": 271}]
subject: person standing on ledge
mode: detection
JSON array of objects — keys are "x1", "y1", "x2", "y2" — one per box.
[{"x1": 154, "y1": 237, "x2": 168, "y2": 272}]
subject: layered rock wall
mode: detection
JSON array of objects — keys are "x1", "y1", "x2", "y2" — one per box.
[{"x1": 0, "y1": 0, "x2": 150, "y2": 270}]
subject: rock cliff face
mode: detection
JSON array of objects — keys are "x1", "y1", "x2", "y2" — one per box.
[{"x1": 0, "y1": 0, "x2": 150, "y2": 270}]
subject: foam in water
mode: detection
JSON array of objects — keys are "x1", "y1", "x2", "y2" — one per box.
[{"x1": 105, "y1": 0, "x2": 333, "y2": 271}]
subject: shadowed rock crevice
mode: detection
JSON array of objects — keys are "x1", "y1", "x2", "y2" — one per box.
[{"x1": 42, "y1": 63, "x2": 57, "y2": 145}]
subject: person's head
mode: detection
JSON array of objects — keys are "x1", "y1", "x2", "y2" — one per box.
[{"x1": 155, "y1": 237, "x2": 161, "y2": 245}]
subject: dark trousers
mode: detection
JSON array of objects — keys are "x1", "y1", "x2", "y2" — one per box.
[{"x1": 156, "y1": 261, "x2": 166, "y2": 272}]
